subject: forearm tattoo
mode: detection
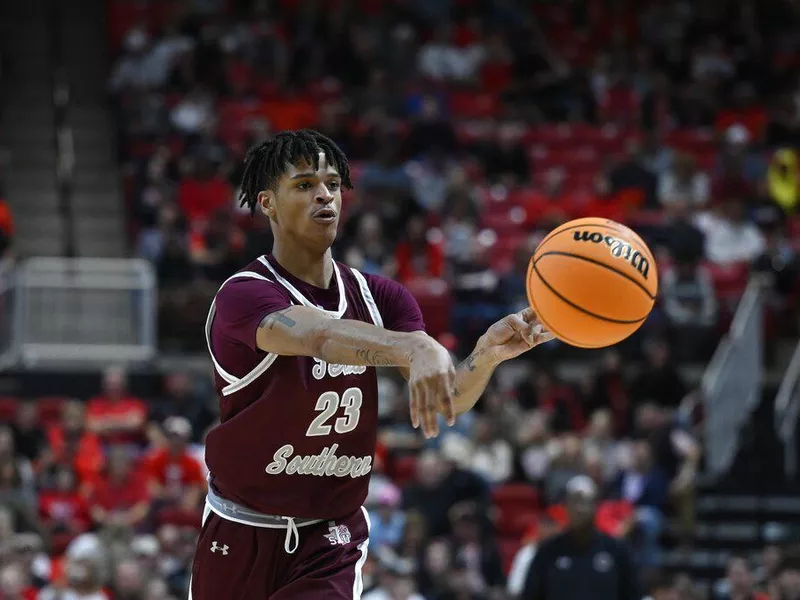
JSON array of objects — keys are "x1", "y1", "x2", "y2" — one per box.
[
  {"x1": 459, "y1": 347, "x2": 485, "y2": 373},
  {"x1": 355, "y1": 348, "x2": 393, "y2": 367}
]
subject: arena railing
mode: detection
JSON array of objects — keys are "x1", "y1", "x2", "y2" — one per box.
[
  {"x1": 10, "y1": 257, "x2": 156, "y2": 367},
  {"x1": 0, "y1": 262, "x2": 16, "y2": 369},
  {"x1": 775, "y1": 341, "x2": 800, "y2": 481},
  {"x1": 700, "y1": 278, "x2": 766, "y2": 480}
]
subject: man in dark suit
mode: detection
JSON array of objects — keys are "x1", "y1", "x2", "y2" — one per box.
[{"x1": 520, "y1": 476, "x2": 642, "y2": 600}]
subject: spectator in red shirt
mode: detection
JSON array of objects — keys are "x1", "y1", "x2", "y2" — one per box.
[
  {"x1": 394, "y1": 215, "x2": 445, "y2": 283},
  {"x1": 88, "y1": 446, "x2": 150, "y2": 532},
  {"x1": 38, "y1": 465, "x2": 90, "y2": 538},
  {"x1": 177, "y1": 159, "x2": 233, "y2": 225},
  {"x1": 44, "y1": 400, "x2": 104, "y2": 487},
  {"x1": 86, "y1": 366, "x2": 148, "y2": 445},
  {"x1": 143, "y1": 417, "x2": 205, "y2": 511}
]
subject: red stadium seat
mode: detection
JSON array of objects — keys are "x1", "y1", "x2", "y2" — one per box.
[
  {"x1": 0, "y1": 397, "x2": 19, "y2": 422},
  {"x1": 492, "y1": 483, "x2": 540, "y2": 511},
  {"x1": 482, "y1": 209, "x2": 527, "y2": 235},
  {"x1": 495, "y1": 508, "x2": 539, "y2": 538},
  {"x1": 391, "y1": 455, "x2": 418, "y2": 487},
  {"x1": 36, "y1": 397, "x2": 70, "y2": 426},
  {"x1": 405, "y1": 278, "x2": 452, "y2": 339},
  {"x1": 705, "y1": 261, "x2": 750, "y2": 301},
  {"x1": 788, "y1": 216, "x2": 800, "y2": 239},
  {"x1": 493, "y1": 484, "x2": 540, "y2": 539},
  {"x1": 449, "y1": 92, "x2": 500, "y2": 118},
  {"x1": 157, "y1": 508, "x2": 203, "y2": 530}
]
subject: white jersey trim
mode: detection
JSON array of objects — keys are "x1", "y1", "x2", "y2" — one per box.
[
  {"x1": 353, "y1": 506, "x2": 371, "y2": 599},
  {"x1": 205, "y1": 271, "x2": 279, "y2": 394},
  {"x1": 257, "y1": 255, "x2": 348, "y2": 318},
  {"x1": 350, "y1": 268, "x2": 384, "y2": 328}
]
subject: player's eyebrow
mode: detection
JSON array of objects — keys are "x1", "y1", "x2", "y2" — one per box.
[{"x1": 290, "y1": 169, "x2": 340, "y2": 179}]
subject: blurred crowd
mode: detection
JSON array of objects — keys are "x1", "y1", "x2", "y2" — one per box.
[
  {"x1": 0, "y1": 357, "x2": 796, "y2": 600},
  {"x1": 109, "y1": 0, "x2": 800, "y2": 357},
  {"x1": 0, "y1": 357, "x2": 699, "y2": 599},
  {"x1": 3, "y1": 0, "x2": 800, "y2": 598}
]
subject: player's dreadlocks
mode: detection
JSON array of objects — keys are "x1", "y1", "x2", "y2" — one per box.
[{"x1": 238, "y1": 129, "x2": 353, "y2": 215}]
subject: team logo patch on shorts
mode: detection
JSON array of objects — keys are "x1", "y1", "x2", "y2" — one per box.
[{"x1": 324, "y1": 523, "x2": 351, "y2": 546}]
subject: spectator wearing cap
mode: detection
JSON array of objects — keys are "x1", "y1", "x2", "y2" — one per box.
[
  {"x1": 521, "y1": 476, "x2": 641, "y2": 600},
  {"x1": 143, "y1": 417, "x2": 205, "y2": 512},
  {"x1": 367, "y1": 483, "x2": 406, "y2": 551}
]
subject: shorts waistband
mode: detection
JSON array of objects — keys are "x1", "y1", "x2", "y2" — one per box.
[{"x1": 205, "y1": 485, "x2": 324, "y2": 529}]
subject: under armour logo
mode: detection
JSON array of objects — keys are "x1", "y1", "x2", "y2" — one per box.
[
  {"x1": 210, "y1": 541, "x2": 229, "y2": 555},
  {"x1": 323, "y1": 523, "x2": 351, "y2": 546}
]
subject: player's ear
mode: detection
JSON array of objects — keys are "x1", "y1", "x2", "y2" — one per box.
[{"x1": 257, "y1": 190, "x2": 276, "y2": 220}]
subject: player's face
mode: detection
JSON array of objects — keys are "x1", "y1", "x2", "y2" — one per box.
[{"x1": 261, "y1": 152, "x2": 343, "y2": 250}]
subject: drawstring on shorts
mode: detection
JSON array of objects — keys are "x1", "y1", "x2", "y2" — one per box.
[{"x1": 283, "y1": 517, "x2": 300, "y2": 554}]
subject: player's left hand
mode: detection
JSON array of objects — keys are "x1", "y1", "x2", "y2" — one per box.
[{"x1": 481, "y1": 308, "x2": 554, "y2": 363}]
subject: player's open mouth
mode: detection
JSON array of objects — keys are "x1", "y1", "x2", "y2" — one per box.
[{"x1": 312, "y1": 209, "x2": 337, "y2": 223}]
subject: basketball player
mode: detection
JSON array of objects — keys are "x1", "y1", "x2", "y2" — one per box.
[{"x1": 190, "y1": 130, "x2": 552, "y2": 600}]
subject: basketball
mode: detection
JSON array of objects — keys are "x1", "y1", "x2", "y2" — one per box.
[{"x1": 526, "y1": 217, "x2": 658, "y2": 348}]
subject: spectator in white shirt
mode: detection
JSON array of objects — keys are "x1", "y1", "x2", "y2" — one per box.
[
  {"x1": 170, "y1": 88, "x2": 215, "y2": 135},
  {"x1": 418, "y1": 26, "x2": 485, "y2": 83},
  {"x1": 693, "y1": 199, "x2": 765, "y2": 265}
]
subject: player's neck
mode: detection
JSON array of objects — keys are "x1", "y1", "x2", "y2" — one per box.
[{"x1": 271, "y1": 242, "x2": 334, "y2": 289}]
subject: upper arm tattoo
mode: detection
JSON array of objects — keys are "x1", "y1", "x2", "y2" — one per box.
[{"x1": 259, "y1": 308, "x2": 297, "y2": 331}]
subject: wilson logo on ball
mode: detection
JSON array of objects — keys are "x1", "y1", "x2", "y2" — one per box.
[{"x1": 573, "y1": 231, "x2": 651, "y2": 280}]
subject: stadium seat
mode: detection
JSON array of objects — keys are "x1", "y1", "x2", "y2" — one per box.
[
  {"x1": 157, "y1": 508, "x2": 203, "y2": 530},
  {"x1": 495, "y1": 508, "x2": 539, "y2": 538},
  {"x1": 705, "y1": 261, "x2": 750, "y2": 303},
  {"x1": 390, "y1": 455, "x2": 418, "y2": 487},
  {"x1": 448, "y1": 91, "x2": 500, "y2": 118},
  {"x1": 492, "y1": 484, "x2": 541, "y2": 536},
  {"x1": 493, "y1": 483, "x2": 540, "y2": 511},
  {"x1": 36, "y1": 397, "x2": 70, "y2": 426},
  {"x1": 405, "y1": 278, "x2": 452, "y2": 339},
  {"x1": 0, "y1": 397, "x2": 19, "y2": 422}
]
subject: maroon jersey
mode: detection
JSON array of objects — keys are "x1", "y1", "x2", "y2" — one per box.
[{"x1": 205, "y1": 254, "x2": 424, "y2": 520}]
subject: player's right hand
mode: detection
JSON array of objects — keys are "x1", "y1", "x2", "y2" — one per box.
[{"x1": 406, "y1": 338, "x2": 456, "y2": 439}]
